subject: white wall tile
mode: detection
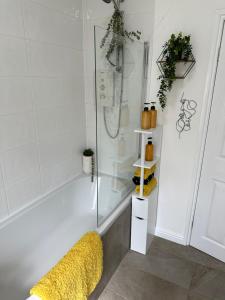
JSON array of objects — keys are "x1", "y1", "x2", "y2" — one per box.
[
  {"x1": 0, "y1": 78, "x2": 33, "y2": 115},
  {"x1": 27, "y1": 41, "x2": 66, "y2": 77},
  {"x1": 84, "y1": 0, "x2": 112, "y2": 20},
  {"x1": 32, "y1": 78, "x2": 72, "y2": 108},
  {"x1": 86, "y1": 129, "x2": 96, "y2": 150},
  {"x1": 0, "y1": 112, "x2": 35, "y2": 151},
  {"x1": 2, "y1": 143, "x2": 39, "y2": 187},
  {"x1": 6, "y1": 175, "x2": 41, "y2": 213},
  {"x1": 32, "y1": 77, "x2": 84, "y2": 109},
  {"x1": 0, "y1": 0, "x2": 24, "y2": 37},
  {"x1": 0, "y1": 0, "x2": 86, "y2": 221},
  {"x1": 34, "y1": 76, "x2": 85, "y2": 140},
  {"x1": 28, "y1": 41, "x2": 83, "y2": 77},
  {"x1": 121, "y1": 0, "x2": 153, "y2": 14},
  {"x1": 64, "y1": 49, "x2": 84, "y2": 77},
  {"x1": 23, "y1": 0, "x2": 82, "y2": 49},
  {"x1": 0, "y1": 165, "x2": 8, "y2": 220},
  {"x1": 0, "y1": 37, "x2": 28, "y2": 76},
  {"x1": 32, "y1": 0, "x2": 82, "y2": 18},
  {"x1": 38, "y1": 131, "x2": 81, "y2": 169},
  {"x1": 124, "y1": 12, "x2": 154, "y2": 42},
  {"x1": 36, "y1": 105, "x2": 77, "y2": 140},
  {"x1": 41, "y1": 157, "x2": 79, "y2": 193},
  {"x1": 85, "y1": 103, "x2": 96, "y2": 129},
  {"x1": 36, "y1": 107, "x2": 58, "y2": 140},
  {"x1": 0, "y1": 190, "x2": 8, "y2": 220}
]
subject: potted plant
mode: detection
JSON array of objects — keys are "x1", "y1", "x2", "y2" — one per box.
[
  {"x1": 83, "y1": 149, "x2": 94, "y2": 175},
  {"x1": 157, "y1": 32, "x2": 195, "y2": 110}
]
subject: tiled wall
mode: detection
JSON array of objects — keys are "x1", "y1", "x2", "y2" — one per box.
[{"x1": 0, "y1": 0, "x2": 86, "y2": 221}]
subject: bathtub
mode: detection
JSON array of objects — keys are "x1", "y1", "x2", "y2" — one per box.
[{"x1": 0, "y1": 175, "x2": 131, "y2": 300}]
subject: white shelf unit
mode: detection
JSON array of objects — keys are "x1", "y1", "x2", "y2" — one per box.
[
  {"x1": 131, "y1": 126, "x2": 163, "y2": 255},
  {"x1": 134, "y1": 127, "x2": 160, "y2": 135},
  {"x1": 133, "y1": 157, "x2": 160, "y2": 169}
]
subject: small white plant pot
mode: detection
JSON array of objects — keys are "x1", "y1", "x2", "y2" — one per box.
[{"x1": 83, "y1": 155, "x2": 92, "y2": 174}]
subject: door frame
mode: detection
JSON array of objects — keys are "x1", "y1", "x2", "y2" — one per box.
[{"x1": 186, "y1": 10, "x2": 225, "y2": 245}]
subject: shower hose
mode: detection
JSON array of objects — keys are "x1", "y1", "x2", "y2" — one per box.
[{"x1": 103, "y1": 44, "x2": 125, "y2": 139}]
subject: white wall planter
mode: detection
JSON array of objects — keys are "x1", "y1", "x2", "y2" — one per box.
[{"x1": 83, "y1": 155, "x2": 93, "y2": 174}]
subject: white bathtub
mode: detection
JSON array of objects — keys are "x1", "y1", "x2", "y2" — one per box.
[{"x1": 0, "y1": 175, "x2": 131, "y2": 300}]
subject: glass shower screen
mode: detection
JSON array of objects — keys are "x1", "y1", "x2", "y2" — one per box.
[{"x1": 94, "y1": 26, "x2": 146, "y2": 225}]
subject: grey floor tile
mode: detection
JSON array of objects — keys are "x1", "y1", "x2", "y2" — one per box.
[
  {"x1": 107, "y1": 264, "x2": 188, "y2": 300},
  {"x1": 121, "y1": 248, "x2": 196, "y2": 289},
  {"x1": 151, "y1": 237, "x2": 225, "y2": 273},
  {"x1": 190, "y1": 264, "x2": 225, "y2": 300},
  {"x1": 98, "y1": 237, "x2": 225, "y2": 300},
  {"x1": 99, "y1": 289, "x2": 126, "y2": 300},
  {"x1": 187, "y1": 292, "x2": 212, "y2": 300}
]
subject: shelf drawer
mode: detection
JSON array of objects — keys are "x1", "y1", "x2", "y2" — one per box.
[
  {"x1": 132, "y1": 196, "x2": 148, "y2": 219},
  {"x1": 131, "y1": 216, "x2": 148, "y2": 254}
]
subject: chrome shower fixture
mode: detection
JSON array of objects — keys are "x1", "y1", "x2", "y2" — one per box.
[{"x1": 101, "y1": 0, "x2": 125, "y2": 139}]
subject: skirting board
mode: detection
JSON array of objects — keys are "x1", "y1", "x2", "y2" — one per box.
[{"x1": 155, "y1": 227, "x2": 186, "y2": 246}]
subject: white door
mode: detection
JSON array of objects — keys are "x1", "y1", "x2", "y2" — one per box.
[{"x1": 191, "y1": 24, "x2": 225, "y2": 262}]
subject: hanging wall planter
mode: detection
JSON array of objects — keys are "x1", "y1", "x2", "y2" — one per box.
[{"x1": 156, "y1": 33, "x2": 196, "y2": 110}]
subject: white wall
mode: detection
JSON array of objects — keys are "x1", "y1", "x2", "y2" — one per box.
[
  {"x1": 0, "y1": 0, "x2": 86, "y2": 222},
  {"x1": 149, "y1": 0, "x2": 225, "y2": 244}
]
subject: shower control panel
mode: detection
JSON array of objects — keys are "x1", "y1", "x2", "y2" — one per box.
[{"x1": 97, "y1": 70, "x2": 113, "y2": 107}]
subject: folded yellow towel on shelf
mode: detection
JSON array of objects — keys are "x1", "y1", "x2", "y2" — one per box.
[
  {"x1": 30, "y1": 231, "x2": 103, "y2": 300},
  {"x1": 135, "y1": 177, "x2": 157, "y2": 196},
  {"x1": 134, "y1": 165, "x2": 156, "y2": 179}
]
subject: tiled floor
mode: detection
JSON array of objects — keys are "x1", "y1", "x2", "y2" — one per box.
[{"x1": 99, "y1": 237, "x2": 225, "y2": 300}]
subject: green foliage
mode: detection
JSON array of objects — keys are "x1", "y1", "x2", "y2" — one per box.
[
  {"x1": 83, "y1": 148, "x2": 94, "y2": 157},
  {"x1": 157, "y1": 33, "x2": 193, "y2": 110},
  {"x1": 100, "y1": 6, "x2": 141, "y2": 66}
]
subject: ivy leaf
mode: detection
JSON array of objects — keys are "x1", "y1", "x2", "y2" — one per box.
[{"x1": 101, "y1": 8, "x2": 141, "y2": 66}]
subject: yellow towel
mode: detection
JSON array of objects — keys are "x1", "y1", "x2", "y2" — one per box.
[
  {"x1": 134, "y1": 165, "x2": 156, "y2": 179},
  {"x1": 30, "y1": 231, "x2": 103, "y2": 300},
  {"x1": 135, "y1": 177, "x2": 157, "y2": 196}
]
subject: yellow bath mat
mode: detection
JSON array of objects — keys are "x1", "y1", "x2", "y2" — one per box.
[
  {"x1": 30, "y1": 231, "x2": 103, "y2": 300},
  {"x1": 135, "y1": 177, "x2": 157, "y2": 196}
]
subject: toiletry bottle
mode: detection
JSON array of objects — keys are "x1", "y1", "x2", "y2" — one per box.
[
  {"x1": 150, "y1": 102, "x2": 157, "y2": 128},
  {"x1": 141, "y1": 104, "x2": 151, "y2": 129},
  {"x1": 145, "y1": 137, "x2": 154, "y2": 161}
]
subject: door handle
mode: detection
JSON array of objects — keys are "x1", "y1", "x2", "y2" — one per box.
[
  {"x1": 137, "y1": 198, "x2": 144, "y2": 201},
  {"x1": 136, "y1": 216, "x2": 144, "y2": 220}
]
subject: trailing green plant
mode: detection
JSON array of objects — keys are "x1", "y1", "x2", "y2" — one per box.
[
  {"x1": 157, "y1": 33, "x2": 193, "y2": 110},
  {"x1": 83, "y1": 149, "x2": 94, "y2": 157},
  {"x1": 100, "y1": 4, "x2": 141, "y2": 67}
]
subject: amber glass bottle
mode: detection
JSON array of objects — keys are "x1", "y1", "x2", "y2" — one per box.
[
  {"x1": 145, "y1": 138, "x2": 154, "y2": 161},
  {"x1": 141, "y1": 107, "x2": 151, "y2": 129},
  {"x1": 150, "y1": 103, "x2": 157, "y2": 128}
]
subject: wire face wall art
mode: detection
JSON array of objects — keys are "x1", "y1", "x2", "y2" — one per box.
[{"x1": 176, "y1": 92, "x2": 197, "y2": 138}]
